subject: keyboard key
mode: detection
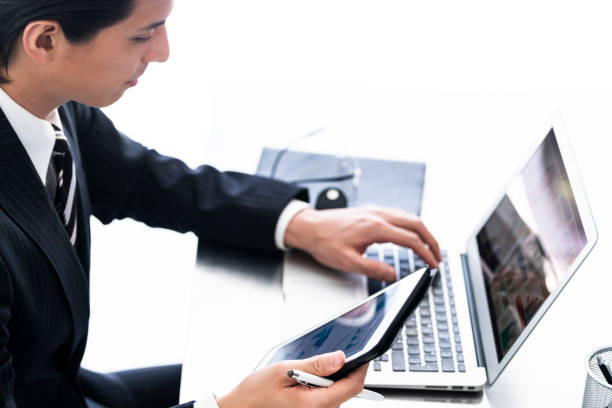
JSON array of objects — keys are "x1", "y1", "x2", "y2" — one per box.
[
  {"x1": 458, "y1": 364, "x2": 466, "y2": 372},
  {"x1": 421, "y1": 317, "x2": 432, "y2": 325},
  {"x1": 441, "y1": 350, "x2": 453, "y2": 359},
  {"x1": 424, "y1": 354, "x2": 438, "y2": 363},
  {"x1": 435, "y1": 305, "x2": 446, "y2": 314},
  {"x1": 366, "y1": 247, "x2": 379, "y2": 259},
  {"x1": 408, "y1": 347, "x2": 420, "y2": 355},
  {"x1": 457, "y1": 353, "x2": 464, "y2": 362},
  {"x1": 398, "y1": 247, "x2": 411, "y2": 261},
  {"x1": 438, "y1": 323, "x2": 449, "y2": 331},
  {"x1": 438, "y1": 332, "x2": 450, "y2": 340},
  {"x1": 424, "y1": 344, "x2": 435, "y2": 353},
  {"x1": 409, "y1": 356, "x2": 422, "y2": 365},
  {"x1": 434, "y1": 297, "x2": 445, "y2": 305},
  {"x1": 422, "y1": 336, "x2": 435, "y2": 344},
  {"x1": 374, "y1": 361, "x2": 382, "y2": 371},
  {"x1": 455, "y1": 344, "x2": 463, "y2": 353},
  {"x1": 442, "y1": 358, "x2": 455, "y2": 372},
  {"x1": 455, "y1": 335, "x2": 462, "y2": 343},
  {"x1": 433, "y1": 288, "x2": 444, "y2": 297},
  {"x1": 406, "y1": 337, "x2": 419, "y2": 346},
  {"x1": 392, "y1": 341, "x2": 403, "y2": 351},
  {"x1": 405, "y1": 328, "x2": 418, "y2": 337},
  {"x1": 405, "y1": 320, "x2": 416, "y2": 328},
  {"x1": 439, "y1": 340, "x2": 451, "y2": 349},
  {"x1": 409, "y1": 363, "x2": 439, "y2": 372},
  {"x1": 381, "y1": 353, "x2": 389, "y2": 362},
  {"x1": 392, "y1": 350, "x2": 406, "y2": 372},
  {"x1": 454, "y1": 326, "x2": 460, "y2": 334},
  {"x1": 436, "y1": 314, "x2": 447, "y2": 322},
  {"x1": 422, "y1": 327, "x2": 433, "y2": 335}
]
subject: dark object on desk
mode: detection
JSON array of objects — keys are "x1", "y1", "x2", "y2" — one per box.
[
  {"x1": 597, "y1": 356, "x2": 612, "y2": 385},
  {"x1": 257, "y1": 148, "x2": 426, "y2": 215},
  {"x1": 315, "y1": 187, "x2": 348, "y2": 209}
]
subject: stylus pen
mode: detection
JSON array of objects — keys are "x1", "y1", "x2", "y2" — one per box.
[
  {"x1": 597, "y1": 356, "x2": 612, "y2": 385},
  {"x1": 287, "y1": 369, "x2": 385, "y2": 401}
]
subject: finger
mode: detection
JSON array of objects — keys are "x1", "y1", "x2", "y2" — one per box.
[
  {"x1": 345, "y1": 251, "x2": 396, "y2": 282},
  {"x1": 377, "y1": 211, "x2": 443, "y2": 262},
  {"x1": 292, "y1": 350, "x2": 346, "y2": 378},
  {"x1": 377, "y1": 224, "x2": 440, "y2": 269},
  {"x1": 309, "y1": 363, "x2": 369, "y2": 405}
]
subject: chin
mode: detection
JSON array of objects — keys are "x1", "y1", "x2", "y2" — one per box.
[{"x1": 78, "y1": 91, "x2": 126, "y2": 108}]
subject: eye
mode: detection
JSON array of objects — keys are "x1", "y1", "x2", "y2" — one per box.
[{"x1": 132, "y1": 36, "x2": 152, "y2": 43}]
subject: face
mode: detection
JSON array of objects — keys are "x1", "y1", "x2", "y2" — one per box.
[{"x1": 52, "y1": 0, "x2": 173, "y2": 107}]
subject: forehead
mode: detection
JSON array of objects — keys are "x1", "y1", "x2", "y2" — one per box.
[{"x1": 117, "y1": 0, "x2": 174, "y2": 30}]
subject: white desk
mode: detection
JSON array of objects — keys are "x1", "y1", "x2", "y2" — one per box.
[{"x1": 179, "y1": 88, "x2": 612, "y2": 407}]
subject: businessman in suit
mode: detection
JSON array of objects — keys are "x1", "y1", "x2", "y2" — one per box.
[{"x1": 0, "y1": 0, "x2": 442, "y2": 407}]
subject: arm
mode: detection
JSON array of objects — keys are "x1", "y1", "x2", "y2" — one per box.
[
  {"x1": 0, "y1": 256, "x2": 16, "y2": 408},
  {"x1": 72, "y1": 103, "x2": 307, "y2": 252}
]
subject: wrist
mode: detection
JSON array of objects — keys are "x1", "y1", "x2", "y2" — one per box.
[{"x1": 284, "y1": 207, "x2": 320, "y2": 251}]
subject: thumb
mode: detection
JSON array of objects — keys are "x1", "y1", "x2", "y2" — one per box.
[{"x1": 298, "y1": 351, "x2": 346, "y2": 377}]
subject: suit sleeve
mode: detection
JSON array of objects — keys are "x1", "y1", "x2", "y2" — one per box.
[
  {"x1": 72, "y1": 103, "x2": 308, "y2": 252},
  {"x1": 0, "y1": 255, "x2": 16, "y2": 408}
]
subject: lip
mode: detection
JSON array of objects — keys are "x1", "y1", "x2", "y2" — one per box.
[{"x1": 126, "y1": 79, "x2": 139, "y2": 87}]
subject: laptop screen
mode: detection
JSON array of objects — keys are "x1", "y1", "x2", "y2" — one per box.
[{"x1": 476, "y1": 129, "x2": 587, "y2": 361}]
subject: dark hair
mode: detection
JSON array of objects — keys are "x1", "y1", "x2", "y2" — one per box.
[{"x1": 0, "y1": 0, "x2": 136, "y2": 84}]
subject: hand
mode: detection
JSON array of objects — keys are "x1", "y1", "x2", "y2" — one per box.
[
  {"x1": 216, "y1": 351, "x2": 368, "y2": 408},
  {"x1": 284, "y1": 205, "x2": 442, "y2": 282}
]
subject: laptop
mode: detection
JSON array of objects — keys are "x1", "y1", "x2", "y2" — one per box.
[{"x1": 281, "y1": 117, "x2": 598, "y2": 391}]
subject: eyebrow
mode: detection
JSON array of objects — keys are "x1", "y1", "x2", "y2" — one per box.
[{"x1": 139, "y1": 20, "x2": 166, "y2": 31}]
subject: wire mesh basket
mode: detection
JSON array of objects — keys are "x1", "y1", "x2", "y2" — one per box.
[{"x1": 583, "y1": 346, "x2": 612, "y2": 408}]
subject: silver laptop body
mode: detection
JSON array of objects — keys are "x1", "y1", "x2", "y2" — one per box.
[{"x1": 282, "y1": 117, "x2": 598, "y2": 391}]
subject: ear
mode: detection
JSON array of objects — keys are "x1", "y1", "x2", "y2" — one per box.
[{"x1": 21, "y1": 21, "x2": 63, "y2": 64}]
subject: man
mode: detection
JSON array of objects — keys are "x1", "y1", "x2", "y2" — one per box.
[{"x1": 0, "y1": 0, "x2": 442, "y2": 407}]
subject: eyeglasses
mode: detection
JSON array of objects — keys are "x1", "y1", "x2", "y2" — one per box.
[{"x1": 269, "y1": 128, "x2": 362, "y2": 190}]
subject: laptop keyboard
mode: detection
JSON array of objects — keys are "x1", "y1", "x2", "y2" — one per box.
[{"x1": 364, "y1": 245, "x2": 466, "y2": 374}]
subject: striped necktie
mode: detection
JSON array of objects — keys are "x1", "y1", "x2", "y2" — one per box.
[{"x1": 45, "y1": 125, "x2": 78, "y2": 245}]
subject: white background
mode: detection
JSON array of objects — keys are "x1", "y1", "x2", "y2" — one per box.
[{"x1": 82, "y1": 0, "x2": 612, "y2": 381}]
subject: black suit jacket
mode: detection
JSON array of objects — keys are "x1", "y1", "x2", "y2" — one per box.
[{"x1": 0, "y1": 102, "x2": 307, "y2": 407}]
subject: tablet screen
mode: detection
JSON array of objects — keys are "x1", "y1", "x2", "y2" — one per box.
[{"x1": 266, "y1": 285, "x2": 400, "y2": 364}]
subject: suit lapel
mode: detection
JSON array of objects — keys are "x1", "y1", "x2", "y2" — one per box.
[{"x1": 0, "y1": 109, "x2": 89, "y2": 354}]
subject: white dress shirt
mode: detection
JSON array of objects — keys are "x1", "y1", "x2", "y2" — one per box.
[
  {"x1": 0, "y1": 87, "x2": 60, "y2": 184},
  {"x1": 0, "y1": 86, "x2": 310, "y2": 407}
]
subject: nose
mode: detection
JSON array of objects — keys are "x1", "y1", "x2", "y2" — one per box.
[{"x1": 143, "y1": 25, "x2": 170, "y2": 63}]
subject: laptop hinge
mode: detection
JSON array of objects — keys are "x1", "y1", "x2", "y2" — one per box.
[{"x1": 461, "y1": 253, "x2": 485, "y2": 368}]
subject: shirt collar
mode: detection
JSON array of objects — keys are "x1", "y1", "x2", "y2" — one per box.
[{"x1": 0, "y1": 86, "x2": 58, "y2": 183}]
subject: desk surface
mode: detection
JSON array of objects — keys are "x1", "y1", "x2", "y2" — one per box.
[{"x1": 179, "y1": 92, "x2": 612, "y2": 407}]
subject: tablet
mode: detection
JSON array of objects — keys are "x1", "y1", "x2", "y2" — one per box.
[{"x1": 256, "y1": 267, "x2": 437, "y2": 380}]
